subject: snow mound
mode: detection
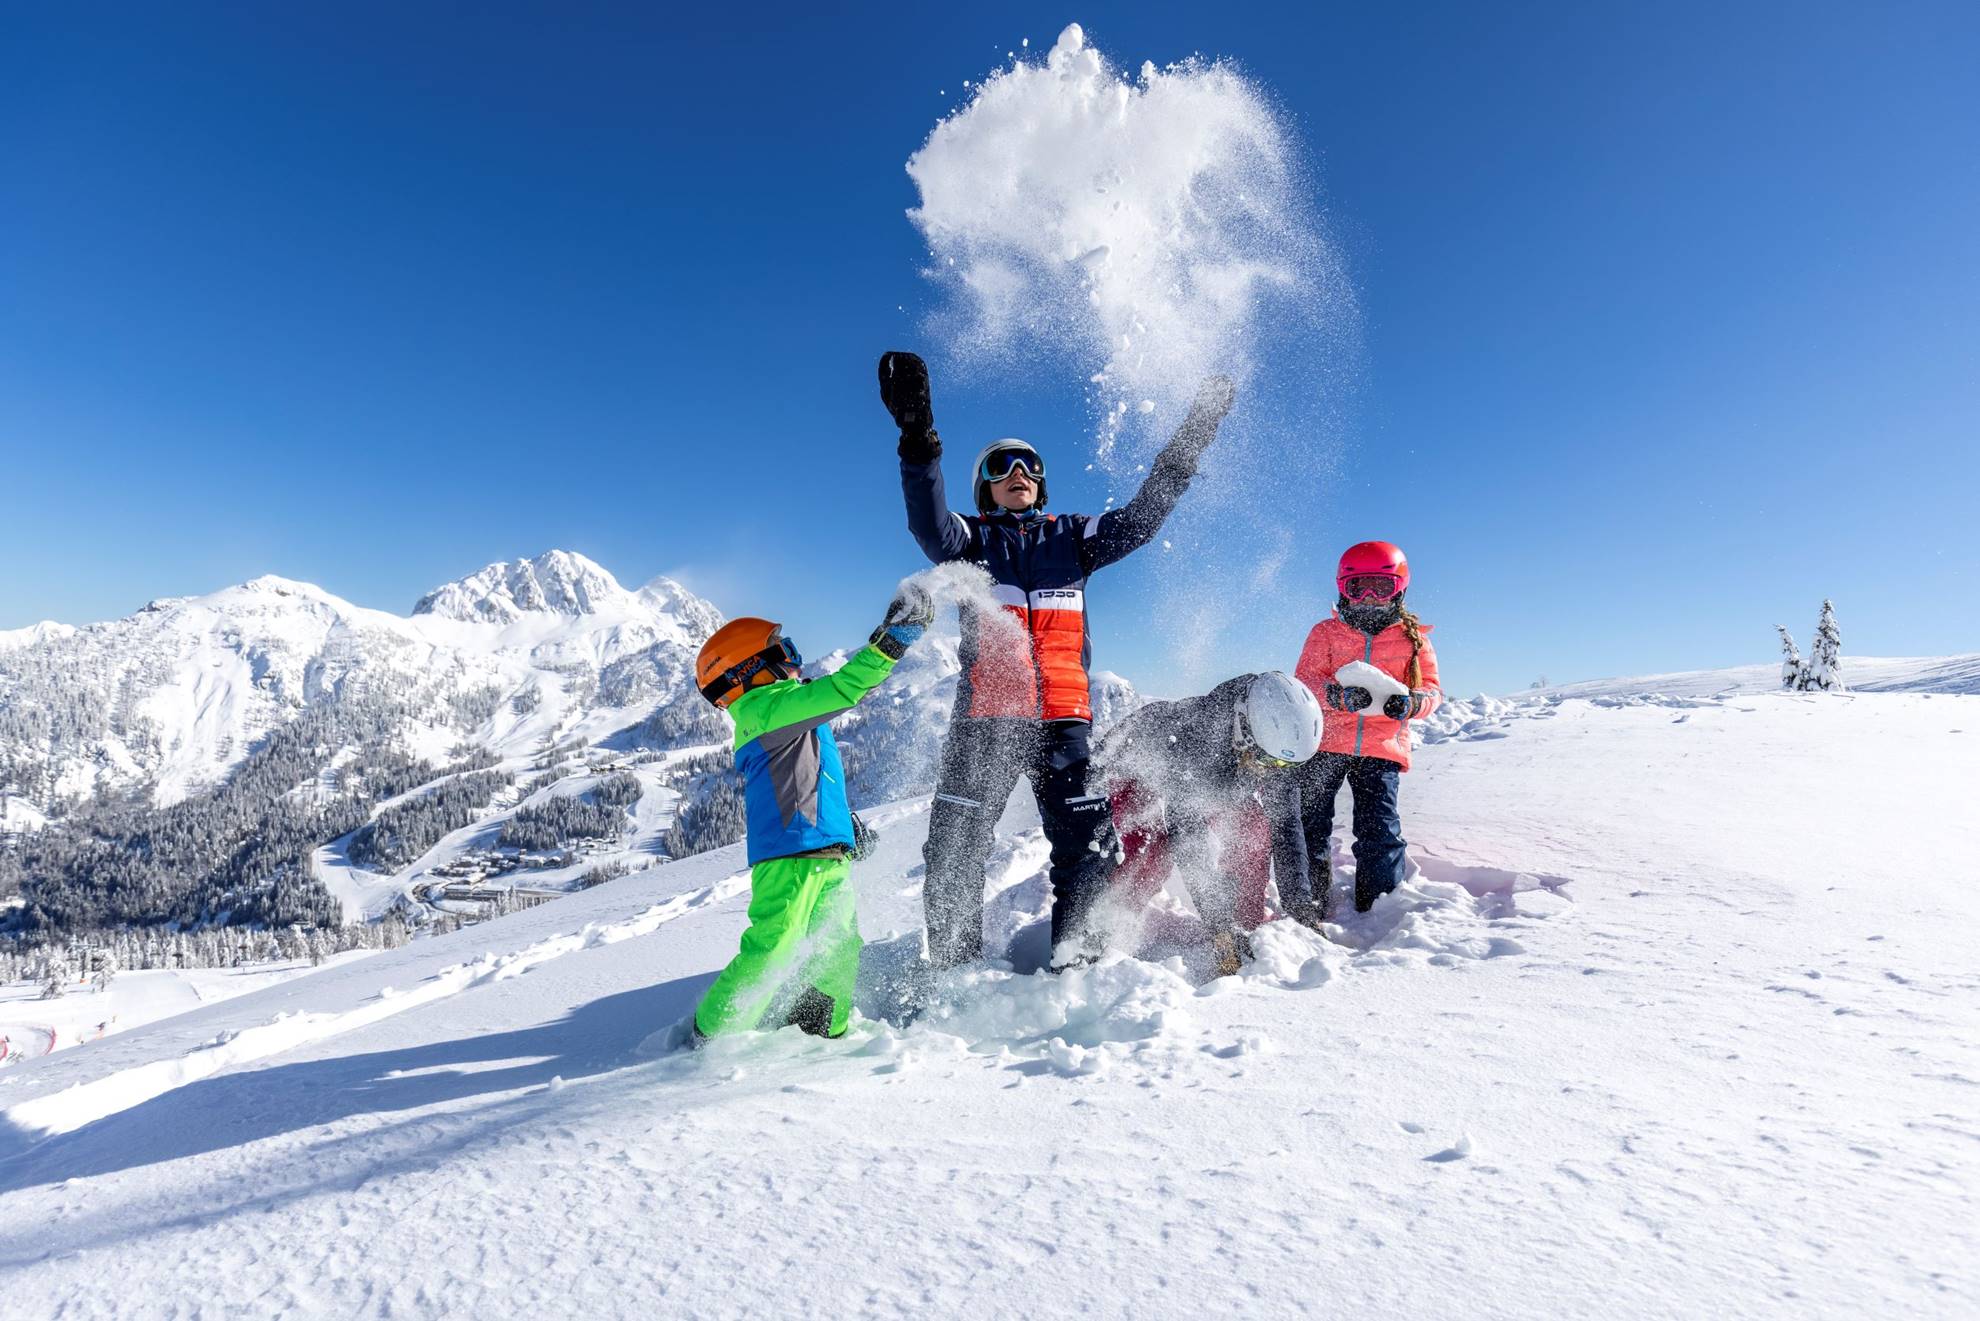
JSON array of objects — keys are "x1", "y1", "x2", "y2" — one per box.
[{"x1": 921, "y1": 957, "x2": 1192, "y2": 1054}]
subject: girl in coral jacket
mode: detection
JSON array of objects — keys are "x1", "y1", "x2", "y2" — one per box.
[{"x1": 1278, "y1": 541, "x2": 1443, "y2": 918}]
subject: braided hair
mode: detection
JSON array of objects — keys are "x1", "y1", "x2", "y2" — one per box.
[
  {"x1": 1397, "y1": 606, "x2": 1426, "y2": 690},
  {"x1": 1339, "y1": 590, "x2": 1427, "y2": 690}
]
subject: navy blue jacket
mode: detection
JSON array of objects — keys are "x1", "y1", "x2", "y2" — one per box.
[{"x1": 901, "y1": 414, "x2": 1217, "y2": 722}]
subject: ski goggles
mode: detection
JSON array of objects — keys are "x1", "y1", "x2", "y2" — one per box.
[
  {"x1": 1340, "y1": 573, "x2": 1403, "y2": 603},
  {"x1": 700, "y1": 634, "x2": 802, "y2": 705},
  {"x1": 979, "y1": 448, "x2": 1045, "y2": 483},
  {"x1": 1234, "y1": 712, "x2": 1300, "y2": 770}
]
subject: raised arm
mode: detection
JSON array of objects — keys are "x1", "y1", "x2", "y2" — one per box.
[
  {"x1": 1082, "y1": 375, "x2": 1236, "y2": 572},
  {"x1": 881, "y1": 350, "x2": 974, "y2": 564},
  {"x1": 744, "y1": 644, "x2": 899, "y2": 739},
  {"x1": 739, "y1": 586, "x2": 934, "y2": 738}
]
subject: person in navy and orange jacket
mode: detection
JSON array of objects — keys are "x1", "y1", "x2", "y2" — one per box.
[
  {"x1": 1278, "y1": 541, "x2": 1443, "y2": 919},
  {"x1": 878, "y1": 350, "x2": 1236, "y2": 970}
]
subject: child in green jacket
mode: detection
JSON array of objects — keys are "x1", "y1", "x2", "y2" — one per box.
[{"x1": 688, "y1": 585, "x2": 933, "y2": 1042}]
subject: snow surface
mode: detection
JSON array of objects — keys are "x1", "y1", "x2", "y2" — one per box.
[
  {"x1": 0, "y1": 794, "x2": 45, "y2": 836},
  {"x1": 1, "y1": 683, "x2": 1975, "y2": 1315},
  {"x1": 0, "y1": 956, "x2": 377, "y2": 1068},
  {"x1": 1532, "y1": 651, "x2": 1980, "y2": 699}
]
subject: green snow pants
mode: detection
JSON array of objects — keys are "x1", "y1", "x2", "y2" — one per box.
[{"x1": 693, "y1": 854, "x2": 860, "y2": 1039}]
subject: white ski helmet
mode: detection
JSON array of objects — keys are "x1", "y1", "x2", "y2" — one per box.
[
  {"x1": 1235, "y1": 671, "x2": 1323, "y2": 767},
  {"x1": 971, "y1": 438, "x2": 1047, "y2": 513}
]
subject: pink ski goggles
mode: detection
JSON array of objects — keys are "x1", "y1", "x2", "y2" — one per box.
[{"x1": 1340, "y1": 573, "x2": 1403, "y2": 603}]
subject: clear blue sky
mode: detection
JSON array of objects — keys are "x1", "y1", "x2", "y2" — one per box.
[{"x1": 3, "y1": 2, "x2": 1975, "y2": 695}]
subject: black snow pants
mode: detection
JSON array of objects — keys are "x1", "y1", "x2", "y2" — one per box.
[
  {"x1": 1276, "y1": 752, "x2": 1407, "y2": 915},
  {"x1": 922, "y1": 717, "x2": 1115, "y2": 967}
]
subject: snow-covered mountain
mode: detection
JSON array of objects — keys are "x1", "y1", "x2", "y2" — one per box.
[
  {"x1": 0, "y1": 551, "x2": 723, "y2": 814},
  {"x1": 0, "y1": 551, "x2": 1142, "y2": 934}
]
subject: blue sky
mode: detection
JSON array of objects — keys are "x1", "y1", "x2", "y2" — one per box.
[{"x1": 3, "y1": 2, "x2": 1974, "y2": 695}]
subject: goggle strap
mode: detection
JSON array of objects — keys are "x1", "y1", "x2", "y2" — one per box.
[{"x1": 702, "y1": 641, "x2": 796, "y2": 704}]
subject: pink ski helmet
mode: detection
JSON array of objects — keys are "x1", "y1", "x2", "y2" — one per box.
[{"x1": 1336, "y1": 541, "x2": 1410, "y2": 602}]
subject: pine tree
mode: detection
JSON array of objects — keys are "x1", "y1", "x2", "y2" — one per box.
[
  {"x1": 1802, "y1": 600, "x2": 1845, "y2": 692},
  {"x1": 1775, "y1": 625, "x2": 1803, "y2": 691},
  {"x1": 90, "y1": 945, "x2": 118, "y2": 993},
  {"x1": 38, "y1": 946, "x2": 69, "y2": 1000}
]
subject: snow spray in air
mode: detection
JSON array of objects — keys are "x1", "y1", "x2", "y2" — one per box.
[
  {"x1": 900, "y1": 562, "x2": 1037, "y2": 708},
  {"x1": 904, "y1": 23, "x2": 1358, "y2": 689}
]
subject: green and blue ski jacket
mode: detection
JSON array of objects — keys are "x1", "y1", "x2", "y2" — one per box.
[{"x1": 728, "y1": 644, "x2": 897, "y2": 865}]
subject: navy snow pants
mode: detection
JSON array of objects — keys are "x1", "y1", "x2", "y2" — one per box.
[
  {"x1": 1287, "y1": 752, "x2": 1407, "y2": 914},
  {"x1": 922, "y1": 717, "x2": 1114, "y2": 967}
]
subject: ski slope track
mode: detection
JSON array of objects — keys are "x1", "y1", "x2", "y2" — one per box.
[{"x1": 1, "y1": 682, "x2": 1976, "y2": 1317}]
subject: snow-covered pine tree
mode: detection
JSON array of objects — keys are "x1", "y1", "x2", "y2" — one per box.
[
  {"x1": 1775, "y1": 625, "x2": 1803, "y2": 691},
  {"x1": 90, "y1": 945, "x2": 117, "y2": 993},
  {"x1": 1802, "y1": 600, "x2": 1845, "y2": 692},
  {"x1": 38, "y1": 946, "x2": 69, "y2": 1000}
]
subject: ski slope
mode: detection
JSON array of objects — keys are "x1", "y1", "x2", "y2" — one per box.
[
  {"x1": 1532, "y1": 651, "x2": 1980, "y2": 699},
  {"x1": 1, "y1": 684, "x2": 1975, "y2": 1316},
  {"x1": 313, "y1": 756, "x2": 690, "y2": 922},
  {"x1": 0, "y1": 955, "x2": 379, "y2": 1068}
]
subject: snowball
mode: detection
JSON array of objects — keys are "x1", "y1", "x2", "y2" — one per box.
[{"x1": 1335, "y1": 660, "x2": 1409, "y2": 704}]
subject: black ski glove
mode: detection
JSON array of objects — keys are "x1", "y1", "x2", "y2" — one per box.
[
  {"x1": 879, "y1": 351, "x2": 941, "y2": 462},
  {"x1": 849, "y1": 811, "x2": 878, "y2": 862},
  {"x1": 1326, "y1": 683, "x2": 1373, "y2": 712},
  {"x1": 1383, "y1": 693, "x2": 1410, "y2": 720}
]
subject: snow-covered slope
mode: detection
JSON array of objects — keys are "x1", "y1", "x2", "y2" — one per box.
[
  {"x1": 0, "y1": 622, "x2": 75, "y2": 654},
  {"x1": 1, "y1": 684, "x2": 1973, "y2": 1315},
  {"x1": 1531, "y1": 651, "x2": 1980, "y2": 700},
  {"x1": 0, "y1": 551, "x2": 722, "y2": 812},
  {"x1": 0, "y1": 795, "x2": 44, "y2": 836}
]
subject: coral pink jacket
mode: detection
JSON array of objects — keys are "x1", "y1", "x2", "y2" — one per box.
[{"x1": 1293, "y1": 613, "x2": 1443, "y2": 770}]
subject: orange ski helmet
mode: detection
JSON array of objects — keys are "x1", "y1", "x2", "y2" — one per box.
[{"x1": 696, "y1": 617, "x2": 801, "y2": 708}]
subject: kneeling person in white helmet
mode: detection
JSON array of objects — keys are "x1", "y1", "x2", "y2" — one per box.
[{"x1": 1094, "y1": 672, "x2": 1323, "y2": 977}]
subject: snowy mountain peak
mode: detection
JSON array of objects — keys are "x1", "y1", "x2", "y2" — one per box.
[
  {"x1": 636, "y1": 575, "x2": 725, "y2": 638},
  {"x1": 412, "y1": 551, "x2": 636, "y2": 624},
  {"x1": 237, "y1": 574, "x2": 318, "y2": 596}
]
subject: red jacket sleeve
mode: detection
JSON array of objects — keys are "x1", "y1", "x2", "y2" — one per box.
[{"x1": 1293, "y1": 621, "x2": 1334, "y2": 696}]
